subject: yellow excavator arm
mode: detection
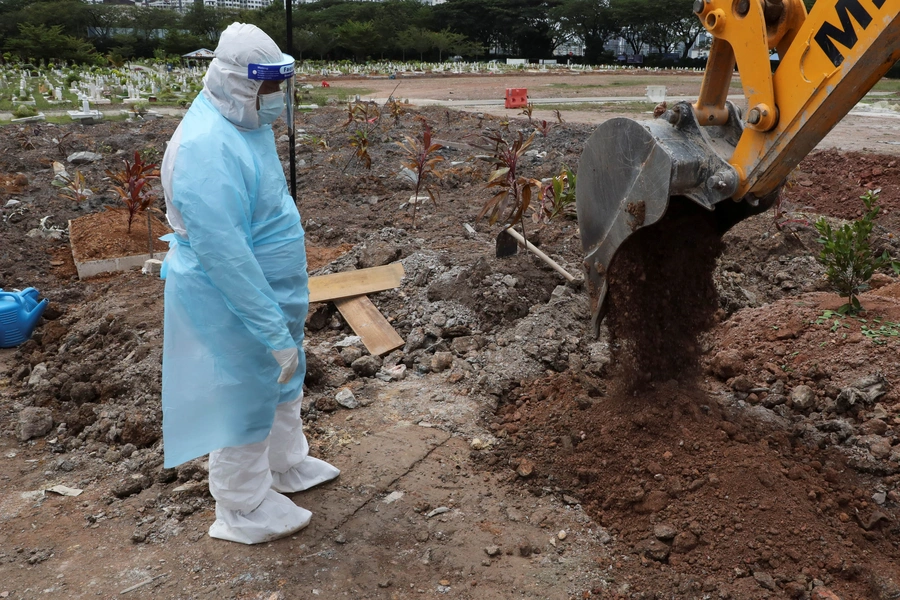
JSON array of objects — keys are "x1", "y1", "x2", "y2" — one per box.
[{"x1": 577, "y1": 0, "x2": 900, "y2": 335}]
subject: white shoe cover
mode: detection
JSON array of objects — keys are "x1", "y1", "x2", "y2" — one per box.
[
  {"x1": 208, "y1": 489, "x2": 311, "y2": 545},
  {"x1": 271, "y1": 456, "x2": 340, "y2": 493}
]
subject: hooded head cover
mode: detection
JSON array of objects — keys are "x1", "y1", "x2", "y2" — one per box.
[{"x1": 203, "y1": 23, "x2": 292, "y2": 130}]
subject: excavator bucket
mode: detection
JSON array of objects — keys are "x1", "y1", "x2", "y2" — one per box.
[{"x1": 576, "y1": 102, "x2": 772, "y2": 336}]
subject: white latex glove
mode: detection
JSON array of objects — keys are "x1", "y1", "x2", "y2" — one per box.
[{"x1": 271, "y1": 347, "x2": 299, "y2": 384}]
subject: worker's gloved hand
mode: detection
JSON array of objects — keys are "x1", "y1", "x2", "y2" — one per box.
[{"x1": 271, "y1": 347, "x2": 299, "y2": 384}]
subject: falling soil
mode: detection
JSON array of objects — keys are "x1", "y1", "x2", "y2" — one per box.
[{"x1": 604, "y1": 197, "x2": 725, "y2": 388}]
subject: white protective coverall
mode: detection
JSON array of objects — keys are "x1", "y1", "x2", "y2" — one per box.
[{"x1": 160, "y1": 23, "x2": 339, "y2": 545}]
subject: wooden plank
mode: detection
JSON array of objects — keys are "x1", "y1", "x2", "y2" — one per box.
[
  {"x1": 334, "y1": 295, "x2": 404, "y2": 356},
  {"x1": 308, "y1": 263, "x2": 404, "y2": 304}
]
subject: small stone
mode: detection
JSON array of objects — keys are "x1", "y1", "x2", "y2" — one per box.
[
  {"x1": 562, "y1": 494, "x2": 580, "y2": 506},
  {"x1": 69, "y1": 382, "x2": 97, "y2": 404},
  {"x1": 27, "y1": 363, "x2": 48, "y2": 386},
  {"x1": 377, "y1": 580, "x2": 392, "y2": 588},
  {"x1": 340, "y1": 346, "x2": 363, "y2": 365},
  {"x1": 335, "y1": 533, "x2": 347, "y2": 544},
  {"x1": 671, "y1": 531, "x2": 699, "y2": 554},
  {"x1": 516, "y1": 459, "x2": 534, "y2": 478},
  {"x1": 18, "y1": 407, "x2": 53, "y2": 441},
  {"x1": 790, "y1": 385, "x2": 816, "y2": 410},
  {"x1": 501, "y1": 275, "x2": 517, "y2": 288},
  {"x1": 351, "y1": 355, "x2": 381, "y2": 378},
  {"x1": 415, "y1": 531, "x2": 429, "y2": 543},
  {"x1": 754, "y1": 571, "x2": 776, "y2": 591},
  {"x1": 557, "y1": 530, "x2": 567, "y2": 541},
  {"x1": 426, "y1": 506, "x2": 450, "y2": 519},
  {"x1": 653, "y1": 524, "x2": 677, "y2": 541},
  {"x1": 637, "y1": 538, "x2": 670, "y2": 562},
  {"x1": 316, "y1": 396, "x2": 338, "y2": 412},
  {"x1": 484, "y1": 545, "x2": 501, "y2": 557},
  {"x1": 710, "y1": 350, "x2": 742, "y2": 379},
  {"x1": 470, "y1": 438, "x2": 488, "y2": 450},
  {"x1": 873, "y1": 492, "x2": 887, "y2": 505},
  {"x1": 811, "y1": 587, "x2": 842, "y2": 600},
  {"x1": 131, "y1": 530, "x2": 148, "y2": 543},
  {"x1": 431, "y1": 352, "x2": 453, "y2": 373},
  {"x1": 335, "y1": 388, "x2": 358, "y2": 409},
  {"x1": 67, "y1": 151, "x2": 103, "y2": 164}
]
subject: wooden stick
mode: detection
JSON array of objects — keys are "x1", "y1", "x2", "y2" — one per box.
[
  {"x1": 504, "y1": 227, "x2": 575, "y2": 282},
  {"x1": 120, "y1": 573, "x2": 168, "y2": 594}
]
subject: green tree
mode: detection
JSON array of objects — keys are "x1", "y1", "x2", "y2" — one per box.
[
  {"x1": 551, "y1": 0, "x2": 617, "y2": 63},
  {"x1": 431, "y1": 28, "x2": 467, "y2": 61},
  {"x1": 398, "y1": 27, "x2": 435, "y2": 61},
  {"x1": 5, "y1": 23, "x2": 99, "y2": 63},
  {"x1": 336, "y1": 20, "x2": 375, "y2": 62}
]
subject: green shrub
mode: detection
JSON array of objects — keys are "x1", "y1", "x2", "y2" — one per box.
[
  {"x1": 815, "y1": 190, "x2": 900, "y2": 313},
  {"x1": 13, "y1": 103, "x2": 37, "y2": 118}
]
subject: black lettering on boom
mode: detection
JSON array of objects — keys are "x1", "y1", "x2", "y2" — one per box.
[{"x1": 814, "y1": 0, "x2": 874, "y2": 67}]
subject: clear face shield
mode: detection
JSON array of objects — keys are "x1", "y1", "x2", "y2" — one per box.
[{"x1": 248, "y1": 54, "x2": 295, "y2": 136}]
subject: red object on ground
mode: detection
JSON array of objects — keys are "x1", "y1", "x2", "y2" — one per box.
[
  {"x1": 505, "y1": 88, "x2": 528, "y2": 109},
  {"x1": 321, "y1": 81, "x2": 330, "y2": 88}
]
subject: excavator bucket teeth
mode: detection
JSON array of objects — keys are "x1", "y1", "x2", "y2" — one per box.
[{"x1": 576, "y1": 103, "x2": 771, "y2": 336}]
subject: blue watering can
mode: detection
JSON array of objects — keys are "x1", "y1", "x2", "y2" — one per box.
[{"x1": 0, "y1": 288, "x2": 48, "y2": 348}]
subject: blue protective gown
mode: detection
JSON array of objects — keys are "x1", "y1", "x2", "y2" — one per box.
[{"x1": 161, "y1": 93, "x2": 307, "y2": 468}]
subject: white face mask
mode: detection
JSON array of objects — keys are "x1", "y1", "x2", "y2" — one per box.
[{"x1": 257, "y1": 90, "x2": 284, "y2": 126}]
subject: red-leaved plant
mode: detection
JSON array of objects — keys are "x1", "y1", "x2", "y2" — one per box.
[
  {"x1": 473, "y1": 131, "x2": 541, "y2": 231},
  {"x1": 106, "y1": 151, "x2": 160, "y2": 234},
  {"x1": 396, "y1": 119, "x2": 444, "y2": 228}
]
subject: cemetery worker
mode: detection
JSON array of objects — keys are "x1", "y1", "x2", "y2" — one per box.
[{"x1": 158, "y1": 22, "x2": 339, "y2": 545}]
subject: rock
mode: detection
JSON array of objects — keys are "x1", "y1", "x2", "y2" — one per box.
[
  {"x1": 753, "y1": 571, "x2": 777, "y2": 591},
  {"x1": 69, "y1": 381, "x2": 97, "y2": 404},
  {"x1": 811, "y1": 587, "x2": 841, "y2": 600},
  {"x1": 557, "y1": 530, "x2": 567, "y2": 541},
  {"x1": 335, "y1": 388, "x2": 358, "y2": 409},
  {"x1": 731, "y1": 375, "x2": 755, "y2": 392},
  {"x1": 67, "y1": 151, "x2": 102, "y2": 164},
  {"x1": 351, "y1": 355, "x2": 381, "y2": 377},
  {"x1": 356, "y1": 241, "x2": 400, "y2": 269},
  {"x1": 710, "y1": 350, "x2": 742, "y2": 379},
  {"x1": 653, "y1": 523, "x2": 677, "y2": 541},
  {"x1": 517, "y1": 539, "x2": 534, "y2": 557},
  {"x1": 671, "y1": 531, "x2": 699, "y2": 554},
  {"x1": 836, "y1": 374, "x2": 888, "y2": 413},
  {"x1": 860, "y1": 418, "x2": 889, "y2": 436},
  {"x1": 415, "y1": 530, "x2": 429, "y2": 543},
  {"x1": 112, "y1": 474, "x2": 150, "y2": 498},
  {"x1": 304, "y1": 351, "x2": 327, "y2": 386},
  {"x1": 18, "y1": 407, "x2": 53, "y2": 441},
  {"x1": 431, "y1": 352, "x2": 453, "y2": 372},
  {"x1": 637, "y1": 538, "x2": 670, "y2": 562},
  {"x1": 635, "y1": 490, "x2": 669, "y2": 514},
  {"x1": 450, "y1": 336, "x2": 480, "y2": 355},
  {"x1": 426, "y1": 506, "x2": 450, "y2": 518},
  {"x1": 783, "y1": 581, "x2": 806, "y2": 598},
  {"x1": 340, "y1": 346, "x2": 364, "y2": 365},
  {"x1": 315, "y1": 396, "x2": 338, "y2": 412},
  {"x1": 501, "y1": 275, "x2": 517, "y2": 288},
  {"x1": 27, "y1": 363, "x2": 48, "y2": 386},
  {"x1": 790, "y1": 384, "x2": 816, "y2": 410},
  {"x1": 377, "y1": 364, "x2": 407, "y2": 381},
  {"x1": 516, "y1": 458, "x2": 535, "y2": 478},
  {"x1": 484, "y1": 545, "x2": 501, "y2": 557}
]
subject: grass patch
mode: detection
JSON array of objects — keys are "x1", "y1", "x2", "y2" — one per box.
[
  {"x1": 872, "y1": 79, "x2": 900, "y2": 93},
  {"x1": 298, "y1": 86, "x2": 375, "y2": 106}
]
